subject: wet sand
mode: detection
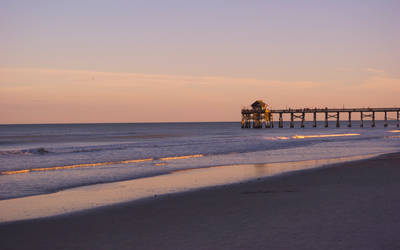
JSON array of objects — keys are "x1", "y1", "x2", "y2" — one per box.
[
  {"x1": 1, "y1": 153, "x2": 400, "y2": 250},
  {"x1": 0, "y1": 155, "x2": 373, "y2": 223}
]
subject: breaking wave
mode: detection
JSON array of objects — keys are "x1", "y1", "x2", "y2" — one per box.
[{"x1": 0, "y1": 147, "x2": 50, "y2": 156}]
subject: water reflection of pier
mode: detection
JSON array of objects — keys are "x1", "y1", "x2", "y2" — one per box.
[{"x1": 241, "y1": 101, "x2": 400, "y2": 128}]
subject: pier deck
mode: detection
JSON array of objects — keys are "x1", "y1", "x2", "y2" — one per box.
[{"x1": 241, "y1": 107, "x2": 400, "y2": 128}]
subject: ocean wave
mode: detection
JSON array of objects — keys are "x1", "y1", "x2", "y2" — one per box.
[
  {"x1": 0, "y1": 155, "x2": 203, "y2": 175},
  {"x1": 71, "y1": 147, "x2": 124, "y2": 153},
  {"x1": 0, "y1": 132, "x2": 383, "y2": 158},
  {"x1": 0, "y1": 147, "x2": 50, "y2": 156},
  {"x1": 0, "y1": 144, "x2": 132, "y2": 156}
]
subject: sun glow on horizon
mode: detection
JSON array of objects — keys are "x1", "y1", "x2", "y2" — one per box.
[{"x1": 1, "y1": 66, "x2": 399, "y2": 124}]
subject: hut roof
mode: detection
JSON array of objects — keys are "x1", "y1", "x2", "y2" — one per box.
[{"x1": 251, "y1": 100, "x2": 267, "y2": 110}]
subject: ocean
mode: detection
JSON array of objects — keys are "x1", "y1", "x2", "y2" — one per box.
[{"x1": 1, "y1": 121, "x2": 399, "y2": 200}]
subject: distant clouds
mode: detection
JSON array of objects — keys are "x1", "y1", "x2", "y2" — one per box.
[
  {"x1": 338, "y1": 67, "x2": 386, "y2": 74},
  {"x1": 365, "y1": 68, "x2": 385, "y2": 74},
  {"x1": 1, "y1": 67, "x2": 399, "y2": 124}
]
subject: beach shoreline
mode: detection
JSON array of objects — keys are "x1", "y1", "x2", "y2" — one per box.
[
  {"x1": 0, "y1": 153, "x2": 381, "y2": 223},
  {"x1": 1, "y1": 152, "x2": 400, "y2": 249}
]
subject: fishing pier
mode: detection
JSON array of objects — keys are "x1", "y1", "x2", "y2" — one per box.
[{"x1": 241, "y1": 100, "x2": 400, "y2": 128}]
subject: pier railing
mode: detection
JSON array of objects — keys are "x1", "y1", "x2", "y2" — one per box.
[{"x1": 241, "y1": 108, "x2": 400, "y2": 128}]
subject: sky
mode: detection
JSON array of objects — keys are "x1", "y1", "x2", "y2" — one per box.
[{"x1": 1, "y1": 0, "x2": 399, "y2": 123}]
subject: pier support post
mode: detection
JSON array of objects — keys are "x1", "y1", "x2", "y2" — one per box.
[
  {"x1": 372, "y1": 112, "x2": 375, "y2": 128},
  {"x1": 360, "y1": 112, "x2": 364, "y2": 128},
  {"x1": 249, "y1": 115, "x2": 252, "y2": 128},
  {"x1": 325, "y1": 112, "x2": 329, "y2": 127},
  {"x1": 290, "y1": 113, "x2": 294, "y2": 128},
  {"x1": 248, "y1": 114, "x2": 252, "y2": 128},
  {"x1": 301, "y1": 112, "x2": 305, "y2": 128},
  {"x1": 398, "y1": 111, "x2": 399, "y2": 128},
  {"x1": 313, "y1": 112, "x2": 317, "y2": 128},
  {"x1": 348, "y1": 112, "x2": 352, "y2": 127},
  {"x1": 270, "y1": 113, "x2": 273, "y2": 128},
  {"x1": 336, "y1": 112, "x2": 340, "y2": 128},
  {"x1": 279, "y1": 113, "x2": 283, "y2": 128},
  {"x1": 384, "y1": 112, "x2": 388, "y2": 127},
  {"x1": 265, "y1": 115, "x2": 270, "y2": 128}
]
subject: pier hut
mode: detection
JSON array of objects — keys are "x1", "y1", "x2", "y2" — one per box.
[
  {"x1": 241, "y1": 100, "x2": 272, "y2": 128},
  {"x1": 241, "y1": 101, "x2": 400, "y2": 128}
]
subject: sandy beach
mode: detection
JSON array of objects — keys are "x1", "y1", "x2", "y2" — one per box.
[{"x1": 1, "y1": 152, "x2": 400, "y2": 250}]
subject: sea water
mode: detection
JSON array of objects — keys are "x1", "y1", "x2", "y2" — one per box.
[{"x1": 1, "y1": 121, "x2": 399, "y2": 200}]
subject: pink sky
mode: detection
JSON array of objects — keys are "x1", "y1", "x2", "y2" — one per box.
[
  {"x1": 1, "y1": 1, "x2": 399, "y2": 123},
  {"x1": 1, "y1": 67, "x2": 399, "y2": 123}
]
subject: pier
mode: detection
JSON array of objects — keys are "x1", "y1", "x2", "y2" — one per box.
[{"x1": 241, "y1": 101, "x2": 400, "y2": 128}]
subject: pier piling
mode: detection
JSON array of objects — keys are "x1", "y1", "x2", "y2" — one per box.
[
  {"x1": 269, "y1": 113, "x2": 273, "y2": 128},
  {"x1": 265, "y1": 116, "x2": 270, "y2": 128},
  {"x1": 348, "y1": 112, "x2": 352, "y2": 127},
  {"x1": 336, "y1": 112, "x2": 340, "y2": 128},
  {"x1": 279, "y1": 113, "x2": 283, "y2": 128},
  {"x1": 360, "y1": 112, "x2": 364, "y2": 128},
  {"x1": 313, "y1": 112, "x2": 317, "y2": 128},
  {"x1": 372, "y1": 112, "x2": 376, "y2": 128},
  {"x1": 290, "y1": 113, "x2": 294, "y2": 128},
  {"x1": 325, "y1": 112, "x2": 329, "y2": 128},
  {"x1": 384, "y1": 112, "x2": 388, "y2": 127},
  {"x1": 398, "y1": 111, "x2": 400, "y2": 128}
]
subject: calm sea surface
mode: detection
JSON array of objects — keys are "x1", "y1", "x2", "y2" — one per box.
[{"x1": 1, "y1": 121, "x2": 399, "y2": 200}]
